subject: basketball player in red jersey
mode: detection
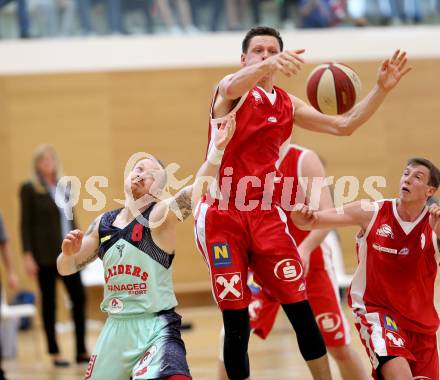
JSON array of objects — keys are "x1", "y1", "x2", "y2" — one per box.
[
  {"x1": 194, "y1": 26, "x2": 410, "y2": 380},
  {"x1": 216, "y1": 144, "x2": 368, "y2": 380},
  {"x1": 292, "y1": 158, "x2": 440, "y2": 380}
]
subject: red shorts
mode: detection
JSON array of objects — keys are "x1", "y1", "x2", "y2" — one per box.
[
  {"x1": 194, "y1": 202, "x2": 307, "y2": 311},
  {"x1": 355, "y1": 311, "x2": 439, "y2": 380},
  {"x1": 248, "y1": 244, "x2": 350, "y2": 347}
]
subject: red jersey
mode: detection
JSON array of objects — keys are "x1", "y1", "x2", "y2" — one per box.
[
  {"x1": 208, "y1": 85, "x2": 293, "y2": 206},
  {"x1": 278, "y1": 145, "x2": 328, "y2": 270},
  {"x1": 349, "y1": 199, "x2": 440, "y2": 334}
]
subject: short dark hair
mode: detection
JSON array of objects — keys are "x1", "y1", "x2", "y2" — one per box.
[
  {"x1": 242, "y1": 26, "x2": 283, "y2": 53},
  {"x1": 407, "y1": 157, "x2": 440, "y2": 188}
]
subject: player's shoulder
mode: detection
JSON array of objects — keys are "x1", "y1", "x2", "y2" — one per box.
[
  {"x1": 99, "y1": 209, "x2": 121, "y2": 227},
  {"x1": 377, "y1": 198, "x2": 396, "y2": 211},
  {"x1": 296, "y1": 147, "x2": 323, "y2": 176},
  {"x1": 368, "y1": 198, "x2": 390, "y2": 212}
]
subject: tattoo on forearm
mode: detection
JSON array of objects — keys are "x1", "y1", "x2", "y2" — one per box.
[
  {"x1": 85, "y1": 218, "x2": 98, "y2": 236},
  {"x1": 174, "y1": 191, "x2": 192, "y2": 221},
  {"x1": 76, "y1": 251, "x2": 98, "y2": 271}
]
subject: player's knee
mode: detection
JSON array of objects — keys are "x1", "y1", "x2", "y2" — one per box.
[
  {"x1": 222, "y1": 308, "x2": 251, "y2": 380},
  {"x1": 328, "y1": 345, "x2": 351, "y2": 362},
  {"x1": 281, "y1": 301, "x2": 327, "y2": 361}
]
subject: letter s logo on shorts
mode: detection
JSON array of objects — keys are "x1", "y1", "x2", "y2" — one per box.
[
  {"x1": 215, "y1": 272, "x2": 243, "y2": 301},
  {"x1": 273, "y1": 259, "x2": 303, "y2": 282},
  {"x1": 316, "y1": 313, "x2": 341, "y2": 333}
]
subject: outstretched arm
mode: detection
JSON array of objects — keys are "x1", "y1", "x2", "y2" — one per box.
[
  {"x1": 57, "y1": 216, "x2": 101, "y2": 276},
  {"x1": 292, "y1": 200, "x2": 375, "y2": 233},
  {"x1": 219, "y1": 50, "x2": 305, "y2": 100},
  {"x1": 149, "y1": 114, "x2": 236, "y2": 228},
  {"x1": 293, "y1": 50, "x2": 411, "y2": 136}
]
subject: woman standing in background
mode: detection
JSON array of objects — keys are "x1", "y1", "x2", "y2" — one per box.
[{"x1": 19, "y1": 145, "x2": 89, "y2": 367}]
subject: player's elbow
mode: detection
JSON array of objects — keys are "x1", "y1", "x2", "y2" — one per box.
[
  {"x1": 220, "y1": 80, "x2": 241, "y2": 101},
  {"x1": 339, "y1": 128, "x2": 354, "y2": 137},
  {"x1": 222, "y1": 85, "x2": 238, "y2": 100},
  {"x1": 334, "y1": 118, "x2": 354, "y2": 136},
  {"x1": 339, "y1": 113, "x2": 361, "y2": 136}
]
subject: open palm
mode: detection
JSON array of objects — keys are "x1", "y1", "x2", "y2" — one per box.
[{"x1": 378, "y1": 50, "x2": 411, "y2": 92}]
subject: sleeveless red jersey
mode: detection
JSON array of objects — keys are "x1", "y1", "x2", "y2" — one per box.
[
  {"x1": 208, "y1": 85, "x2": 293, "y2": 206},
  {"x1": 278, "y1": 145, "x2": 328, "y2": 270},
  {"x1": 349, "y1": 199, "x2": 440, "y2": 334}
]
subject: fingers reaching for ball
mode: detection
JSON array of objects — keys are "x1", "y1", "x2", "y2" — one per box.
[{"x1": 377, "y1": 49, "x2": 412, "y2": 92}]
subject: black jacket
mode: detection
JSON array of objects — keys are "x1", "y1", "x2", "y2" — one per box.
[{"x1": 20, "y1": 180, "x2": 77, "y2": 266}]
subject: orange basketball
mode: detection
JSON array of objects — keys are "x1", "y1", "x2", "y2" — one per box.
[{"x1": 306, "y1": 63, "x2": 362, "y2": 115}]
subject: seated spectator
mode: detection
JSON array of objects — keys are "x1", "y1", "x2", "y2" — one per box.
[
  {"x1": 391, "y1": 0, "x2": 423, "y2": 23},
  {"x1": 32, "y1": 0, "x2": 75, "y2": 37},
  {"x1": 348, "y1": 0, "x2": 395, "y2": 26},
  {"x1": 299, "y1": 0, "x2": 345, "y2": 27},
  {"x1": 77, "y1": 0, "x2": 123, "y2": 34},
  {"x1": 0, "y1": 0, "x2": 30, "y2": 38},
  {"x1": 154, "y1": 0, "x2": 198, "y2": 34},
  {"x1": 210, "y1": 0, "x2": 247, "y2": 31},
  {"x1": 279, "y1": 0, "x2": 298, "y2": 29}
]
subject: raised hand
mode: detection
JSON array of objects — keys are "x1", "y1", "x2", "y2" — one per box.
[
  {"x1": 266, "y1": 49, "x2": 305, "y2": 78},
  {"x1": 61, "y1": 229, "x2": 84, "y2": 256},
  {"x1": 291, "y1": 204, "x2": 318, "y2": 230},
  {"x1": 377, "y1": 49, "x2": 411, "y2": 92},
  {"x1": 215, "y1": 113, "x2": 236, "y2": 150},
  {"x1": 429, "y1": 204, "x2": 440, "y2": 234}
]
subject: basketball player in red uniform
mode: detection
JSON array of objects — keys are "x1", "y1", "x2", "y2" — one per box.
[
  {"x1": 194, "y1": 26, "x2": 410, "y2": 380},
  {"x1": 216, "y1": 144, "x2": 368, "y2": 380},
  {"x1": 292, "y1": 158, "x2": 440, "y2": 380}
]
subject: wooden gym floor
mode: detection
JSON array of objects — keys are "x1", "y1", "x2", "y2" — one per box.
[{"x1": 3, "y1": 299, "x2": 440, "y2": 379}]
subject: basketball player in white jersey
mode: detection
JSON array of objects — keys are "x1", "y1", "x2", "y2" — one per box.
[{"x1": 292, "y1": 157, "x2": 440, "y2": 380}]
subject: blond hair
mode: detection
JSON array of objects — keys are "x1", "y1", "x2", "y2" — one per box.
[{"x1": 32, "y1": 144, "x2": 63, "y2": 184}]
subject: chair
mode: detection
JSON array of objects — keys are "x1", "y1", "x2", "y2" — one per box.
[{"x1": 1, "y1": 292, "x2": 39, "y2": 359}]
